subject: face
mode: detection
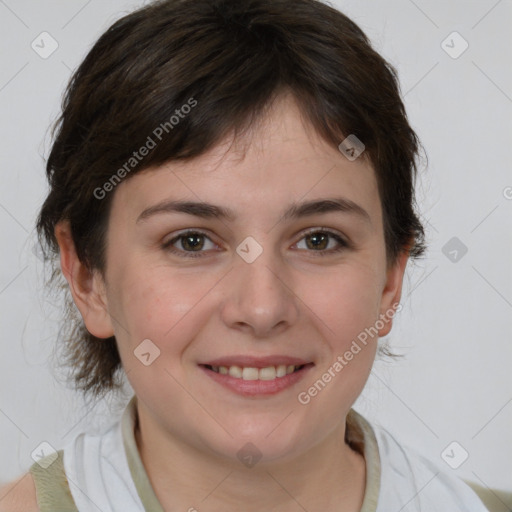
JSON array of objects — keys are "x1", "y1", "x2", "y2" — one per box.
[{"x1": 69, "y1": 94, "x2": 407, "y2": 465}]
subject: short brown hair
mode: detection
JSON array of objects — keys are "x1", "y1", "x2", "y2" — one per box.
[{"x1": 37, "y1": 0, "x2": 426, "y2": 399}]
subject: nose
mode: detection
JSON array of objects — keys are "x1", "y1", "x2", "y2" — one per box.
[{"x1": 219, "y1": 247, "x2": 300, "y2": 339}]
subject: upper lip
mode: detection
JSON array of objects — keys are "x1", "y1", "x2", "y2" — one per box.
[{"x1": 200, "y1": 355, "x2": 313, "y2": 368}]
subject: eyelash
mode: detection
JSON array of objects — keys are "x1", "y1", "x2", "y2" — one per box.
[{"x1": 161, "y1": 228, "x2": 349, "y2": 258}]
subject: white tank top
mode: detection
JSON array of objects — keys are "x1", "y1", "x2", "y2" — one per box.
[{"x1": 30, "y1": 395, "x2": 489, "y2": 511}]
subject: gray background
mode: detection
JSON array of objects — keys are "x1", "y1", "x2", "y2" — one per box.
[{"x1": 0, "y1": 0, "x2": 511, "y2": 497}]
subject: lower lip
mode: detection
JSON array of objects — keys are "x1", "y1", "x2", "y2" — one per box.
[{"x1": 199, "y1": 364, "x2": 314, "y2": 397}]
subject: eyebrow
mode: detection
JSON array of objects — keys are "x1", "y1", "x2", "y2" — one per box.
[{"x1": 136, "y1": 197, "x2": 371, "y2": 225}]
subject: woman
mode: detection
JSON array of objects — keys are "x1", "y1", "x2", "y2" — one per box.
[{"x1": 0, "y1": 0, "x2": 489, "y2": 510}]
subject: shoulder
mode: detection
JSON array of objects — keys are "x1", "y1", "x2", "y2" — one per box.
[
  {"x1": 0, "y1": 472, "x2": 39, "y2": 512},
  {"x1": 368, "y1": 422, "x2": 490, "y2": 511}
]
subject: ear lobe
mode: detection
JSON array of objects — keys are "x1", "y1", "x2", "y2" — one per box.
[
  {"x1": 54, "y1": 221, "x2": 114, "y2": 339},
  {"x1": 377, "y1": 250, "x2": 409, "y2": 337}
]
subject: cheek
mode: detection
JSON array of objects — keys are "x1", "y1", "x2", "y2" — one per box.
[
  {"x1": 302, "y1": 262, "x2": 382, "y2": 346},
  {"x1": 297, "y1": 263, "x2": 382, "y2": 403},
  {"x1": 292, "y1": 270, "x2": 380, "y2": 431},
  {"x1": 108, "y1": 264, "x2": 214, "y2": 350}
]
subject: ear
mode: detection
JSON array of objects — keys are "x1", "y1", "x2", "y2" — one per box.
[
  {"x1": 54, "y1": 220, "x2": 114, "y2": 339},
  {"x1": 377, "y1": 250, "x2": 409, "y2": 337}
]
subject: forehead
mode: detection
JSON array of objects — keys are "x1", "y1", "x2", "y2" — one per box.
[{"x1": 111, "y1": 95, "x2": 381, "y2": 226}]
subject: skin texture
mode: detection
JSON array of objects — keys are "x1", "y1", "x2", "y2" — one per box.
[
  {"x1": 0, "y1": 473, "x2": 38, "y2": 512},
  {"x1": 53, "y1": 93, "x2": 409, "y2": 512}
]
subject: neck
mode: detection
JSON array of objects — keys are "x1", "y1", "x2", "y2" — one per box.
[{"x1": 134, "y1": 406, "x2": 366, "y2": 512}]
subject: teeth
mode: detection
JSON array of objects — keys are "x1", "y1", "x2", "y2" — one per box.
[
  {"x1": 276, "y1": 365, "x2": 287, "y2": 377},
  {"x1": 259, "y1": 366, "x2": 277, "y2": 380},
  {"x1": 211, "y1": 364, "x2": 303, "y2": 380},
  {"x1": 228, "y1": 365, "x2": 243, "y2": 378},
  {"x1": 242, "y1": 367, "x2": 259, "y2": 380}
]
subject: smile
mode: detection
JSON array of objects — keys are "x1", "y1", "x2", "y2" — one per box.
[
  {"x1": 205, "y1": 364, "x2": 305, "y2": 380},
  {"x1": 199, "y1": 362, "x2": 315, "y2": 396}
]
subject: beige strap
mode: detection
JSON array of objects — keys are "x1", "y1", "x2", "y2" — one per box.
[
  {"x1": 29, "y1": 449, "x2": 78, "y2": 512},
  {"x1": 347, "y1": 409, "x2": 381, "y2": 512},
  {"x1": 122, "y1": 395, "x2": 166, "y2": 511}
]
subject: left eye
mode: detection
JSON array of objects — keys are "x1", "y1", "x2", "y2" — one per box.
[{"x1": 294, "y1": 230, "x2": 347, "y2": 253}]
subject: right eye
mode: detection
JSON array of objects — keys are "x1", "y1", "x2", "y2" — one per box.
[{"x1": 162, "y1": 230, "x2": 220, "y2": 258}]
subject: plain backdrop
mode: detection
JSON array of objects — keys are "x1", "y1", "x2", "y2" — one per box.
[{"x1": 0, "y1": 0, "x2": 511, "y2": 496}]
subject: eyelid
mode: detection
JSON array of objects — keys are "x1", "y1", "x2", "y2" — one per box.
[
  {"x1": 292, "y1": 226, "x2": 350, "y2": 252},
  {"x1": 298, "y1": 226, "x2": 346, "y2": 240},
  {"x1": 162, "y1": 229, "x2": 220, "y2": 251}
]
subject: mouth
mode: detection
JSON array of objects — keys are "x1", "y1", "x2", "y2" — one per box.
[
  {"x1": 198, "y1": 360, "x2": 315, "y2": 397},
  {"x1": 202, "y1": 363, "x2": 310, "y2": 380}
]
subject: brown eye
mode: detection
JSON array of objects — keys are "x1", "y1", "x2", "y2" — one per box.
[
  {"x1": 179, "y1": 233, "x2": 205, "y2": 251},
  {"x1": 305, "y1": 232, "x2": 329, "y2": 250},
  {"x1": 295, "y1": 229, "x2": 348, "y2": 255},
  {"x1": 162, "y1": 231, "x2": 218, "y2": 257}
]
